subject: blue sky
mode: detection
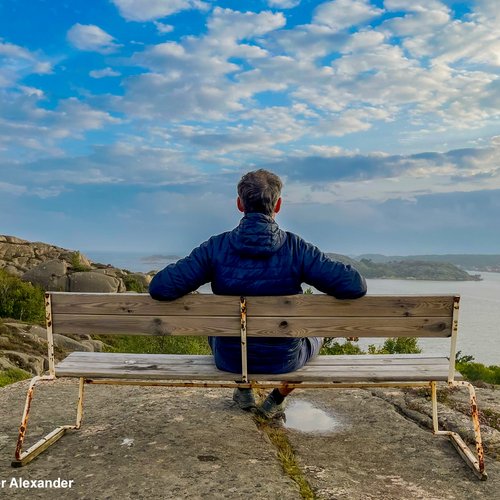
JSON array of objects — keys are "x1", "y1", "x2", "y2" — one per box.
[{"x1": 0, "y1": 0, "x2": 499, "y2": 256}]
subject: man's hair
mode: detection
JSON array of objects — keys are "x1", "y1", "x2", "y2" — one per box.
[{"x1": 237, "y1": 169, "x2": 283, "y2": 216}]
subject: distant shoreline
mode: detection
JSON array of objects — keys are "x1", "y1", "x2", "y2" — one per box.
[{"x1": 84, "y1": 250, "x2": 486, "y2": 281}]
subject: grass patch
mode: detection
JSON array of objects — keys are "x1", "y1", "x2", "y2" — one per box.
[
  {"x1": 482, "y1": 409, "x2": 500, "y2": 431},
  {"x1": 254, "y1": 414, "x2": 316, "y2": 499},
  {"x1": 0, "y1": 368, "x2": 31, "y2": 387}
]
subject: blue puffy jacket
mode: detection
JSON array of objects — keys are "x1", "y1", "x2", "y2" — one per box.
[{"x1": 149, "y1": 213, "x2": 367, "y2": 373}]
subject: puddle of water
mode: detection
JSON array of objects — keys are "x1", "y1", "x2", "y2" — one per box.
[{"x1": 284, "y1": 400, "x2": 340, "y2": 433}]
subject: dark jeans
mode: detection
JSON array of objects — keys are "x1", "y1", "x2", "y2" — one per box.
[{"x1": 208, "y1": 336, "x2": 323, "y2": 374}]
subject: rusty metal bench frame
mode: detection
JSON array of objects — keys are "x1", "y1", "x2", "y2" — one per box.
[{"x1": 12, "y1": 292, "x2": 486, "y2": 480}]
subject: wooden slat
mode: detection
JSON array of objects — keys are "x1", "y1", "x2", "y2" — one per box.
[
  {"x1": 247, "y1": 295, "x2": 456, "y2": 317},
  {"x1": 52, "y1": 314, "x2": 239, "y2": 336},
  {"x1": 49, "y1": 293, "x2": 457, "y2": 318},
  {"x1": 50, "y1": 293, "x2": 239, "y2": 317},
  {"x1": 51, "y1": 314, "x2": 452, "y2": 337},
  {"x1": 54, "y1": 352, "x2": 456, "y2": 382},
  {"x1": 58, "y1": 352, "x2": 450, "y2": 366}
]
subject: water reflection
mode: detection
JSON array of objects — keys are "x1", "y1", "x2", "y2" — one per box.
[{"x1": 284, "y1": 400, "x2": 340, "y2": 433}]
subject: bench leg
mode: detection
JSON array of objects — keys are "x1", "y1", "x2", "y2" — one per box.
[
  {"x1": 431, "y1": 381, "x2": 487, "y2": 480},
  {"x1": 12, "y1": 376, "x2": 85, "y2": 467}
]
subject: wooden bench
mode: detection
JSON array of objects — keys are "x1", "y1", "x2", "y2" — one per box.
[{"x1": 13, "y1": 292, "x2": 486, "y2": 479}]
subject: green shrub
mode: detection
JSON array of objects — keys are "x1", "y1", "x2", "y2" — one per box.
[
  {"x1": 368, "y1": 337, "x2": 422, "y2": 354},
  {"x1": 456, "y1": 361, "x2": 500, "y2": 385},
  {"x1": 321, "y1": 337, "x2": 422, "y2": 356},
  {"x1": 70, "y1": 251, "x2": 91, "y2": 272},
  {"x1": 96, "y1": 335, "x2": 211, "y2": 355},
  {"x1": 0, "y1": 367, "x2": 31, "y2": 387},
  {"x1": 321, "y1": 339, "x2": 364, "y2": 355},
  {"x1": 0, "y1": 270, "x2": 45, "y2": 323},
  {"x1": 123, "y1": 275, "x2": 147, "y2": 293}
]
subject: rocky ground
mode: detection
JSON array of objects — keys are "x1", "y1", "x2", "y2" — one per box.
[{"x1": 0, "y1": 381, "x2": 499, "y2": 499}]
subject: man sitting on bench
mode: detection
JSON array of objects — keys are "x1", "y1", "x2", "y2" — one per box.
[{"x1": 149, "y1": 169, "x2": 367, "y2": 417}]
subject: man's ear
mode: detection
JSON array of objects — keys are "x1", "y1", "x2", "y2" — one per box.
[
  {"x1": 237, "y1": 197, "x2": 245, "y2": 213},
  {"x1": 274, "y1": 197, "x2": 282, "y2": 214}
]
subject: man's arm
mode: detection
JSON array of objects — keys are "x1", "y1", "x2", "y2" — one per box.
[
  {"x1": 300, "y1": 241, "x2": 367, "y2": 299},
  {"x1": 149, "y1": 241, "x2": 212, "y2": 301}
]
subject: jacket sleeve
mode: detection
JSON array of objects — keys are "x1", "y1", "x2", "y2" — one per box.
[
  {"x1": 300, "y1": 240, "x2": 367, "y2": 299},
  {"x1": 149, "y1": 240, "x2": 212, "y2": 301}
]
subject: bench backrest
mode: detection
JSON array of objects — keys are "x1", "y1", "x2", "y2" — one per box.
[{"x1": 45, "y1": 292, "x2": 460, "y2": 381}]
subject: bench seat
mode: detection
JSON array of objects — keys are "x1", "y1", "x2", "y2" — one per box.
[{"x1": 55, "y1": 351, "x2": 462, "y2": 383}]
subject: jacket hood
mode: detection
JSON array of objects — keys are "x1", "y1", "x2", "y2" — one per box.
[{"x1": 228, "y1": 213, "x2": 287, "y2": 257}]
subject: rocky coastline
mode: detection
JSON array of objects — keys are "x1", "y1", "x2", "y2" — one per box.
[
  {"x1": 0, "y1": 234, "x2": 152, "y2": 293},
  {"x1": 0, "y1": 234, "x2": 153, "y2": 379}
]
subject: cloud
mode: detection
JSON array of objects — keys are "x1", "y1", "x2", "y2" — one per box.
[
  {"x1": 0, "y1": 40, "x2": 52, "y2": 88},
  {"x1": 0, "y1": 93, "x2": 120, "y2": 162},
  {"x1": 267, "y1": 0, "x2": 300, "y2": 8},
  {"x1": 312, "y1": 0, "x2": 383, "y2": 31},
  {"x1": 278, "y1": 187, "x2": 500, "y2": 255},
  {"x1": 102, "y1": 1, "x2": 498, "y2": 144},
  {"x1": 0, "y1": 181, "x2": 26, "y2": 196},
  {"x1": 384, "y1": 0, "x2": 500, "y2": 67},
  {"x1": 89, "y1": 67, "x2": 121, "y2": 78},
  {"x1": 261, "y1": 139, "x2": 500, "y2": 204},
  {"x1": 111, "y1": 0, "x2": 209, "y2": 22},
  {"x1": 116, "y1": 8, "x2": 286, "y2": 121},
  {"x1": 207, "y1": 7, "x2": 286, "y2": 40},
  {"x1": 154, "y1": 22, "x2": 174, "y2": 34},
  {"x1": 67, "y1": 24, "x2": 121, "y2": 53},
  {"x1": 2, "y1": 141, "x2": 203, "y2": 193}
]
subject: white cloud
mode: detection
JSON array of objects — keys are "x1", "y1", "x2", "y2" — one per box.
[
  {"x1": 312, "y1": 0, "x2": 383, "y2": 31},
  {"x1": 89, "y1": 67, "x2": 121, "y2": 79},
  {"x1": 384, "y1": 0, "x2": 447, "y2": 12},
  {"x1": 50, "y1": 99, "x2": 121, "y2": 137},
  {"x1": 4, "y1": 142, "x2": 202, "y2": 191},
  {"x1": 383, "y1": 0, "x2": 500, "y2": 68},
  {"x1": 154, "y1": 22, "x2": 174, "y2": 34},
  {"x1": 18, "y1": 86, "x2": 44, "y2": 97},
  {"x1": 207, "y1": 7, "x2": 286, "y2": 41},
  {"x1": 67, "y1": 24, "x2": 121, "y2": 54},
  {"x1": 0, "y1": 92, "x2": 121, "y2": 162},
  {"x1": 0, "y1": 181, "x2": 26, "y2": 196},
  {"x1": 111, "y1": 0, "x2": 209, "y2": 22},
  {"x1": 272, "y1": 140, "x2": 500, "y2": 205},
  {"x1": 267, "y1": 0, "x2": 300, "y2": 8},
  {"x1": 0, "y1": 40, "x2": 36, "y2": 59},
  {"x1": 0, "y1": 40, "x2": 52, "y2": 88},
  {"x1": 117, "y1": 8, "x2": 289, "y2": 122}
]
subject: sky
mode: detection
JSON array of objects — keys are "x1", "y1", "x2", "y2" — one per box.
[{"x1": 0, "y1": 0, "x2": 499, "y2": 257}]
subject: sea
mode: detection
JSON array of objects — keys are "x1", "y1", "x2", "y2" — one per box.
[{"x1": 85, "y1": 251, "x2": 500, "y2": 366}]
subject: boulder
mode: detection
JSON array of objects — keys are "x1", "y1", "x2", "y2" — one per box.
[
  {"x1": 2, "y1": 350, "x2": 45, "y2": 375},
  {"x1": 27, "y1": 324, "x2": 49, "y2": 340},
  {"x1": 0, "y1": 356, "x2": 18, "y2": 371},
  {"x1": 68, "y1": 271, "x2": 125, "y2": 293},
  {"x1": 93, "y1": 268, "x2": 121, "y2": 278},
  {"x1": 22, "y1": 259, "x2": 68, "y2": 290},
  {"x1": 80, "y1": 339, "x2": 105, "y2": 352},
  {"x1": 2, "y1": 265, "x2": 23, "y2": 277},
  {"x1": 53, "y1": 334, "x2": 92, "y2": 352}
]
